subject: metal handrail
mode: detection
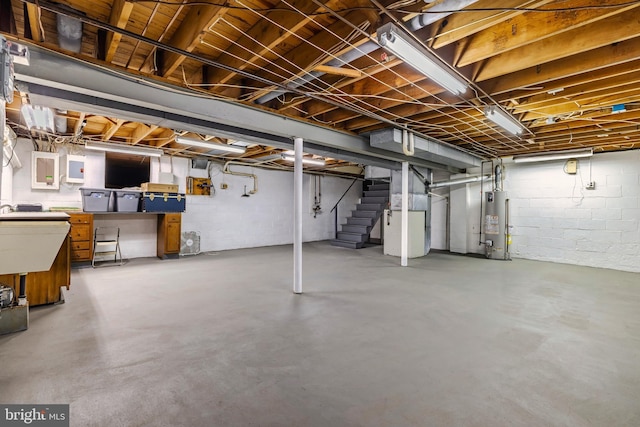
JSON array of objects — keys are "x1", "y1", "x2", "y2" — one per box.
[{"x1": 331, "y1": 177, "x2": 359, "y2": 239}]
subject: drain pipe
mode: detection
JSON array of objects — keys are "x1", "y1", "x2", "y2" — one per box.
[
  {"x1": 402, "y1": 128, "x2": 415, "y2": 156},
  {"x1": 255, "y1": 0, "x2": 479, "y2": 105},
  {"x1": 429, "y1": 174, "x2": 490, "y2": 188}
]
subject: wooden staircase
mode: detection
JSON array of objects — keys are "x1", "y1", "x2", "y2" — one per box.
[{"x1": 330, "y1": 182, "x2": 389, "y2": 249}]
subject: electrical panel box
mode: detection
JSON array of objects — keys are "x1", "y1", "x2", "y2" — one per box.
[
  {"x1": 566, "y1": 159, "x2": 578, "y2": 174},
  {"x1": 32, "y1": 152, "x2": 60, "y2": 190},
  {"x1": 65, "y1": 154, "x2": 85, "y2": 183}
]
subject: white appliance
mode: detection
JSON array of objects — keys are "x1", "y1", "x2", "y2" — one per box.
[{"x1": 383, "y1": 209, "x2": 426, "y2": 258}]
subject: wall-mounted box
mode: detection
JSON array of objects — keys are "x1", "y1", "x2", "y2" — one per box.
[
  {"x1": 65, "y1": 154, "x2": 85, "y2": 183},
  {"x1": 31, "y1": 151, "x2": 59, "y2": 190}
]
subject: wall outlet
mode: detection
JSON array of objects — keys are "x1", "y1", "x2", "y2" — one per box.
[
  {"x1": 220, "y1": 183, "x2": 228, "y2": 189},
  {"x1": 586, "y1": 181, "x2": 596, "y2": 190}
]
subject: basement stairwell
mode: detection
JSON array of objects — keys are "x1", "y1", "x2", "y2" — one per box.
[{"x1": 330, "y1": 182, "x2": 390, "y2": 249}]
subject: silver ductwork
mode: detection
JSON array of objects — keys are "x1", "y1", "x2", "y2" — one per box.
[
  {"x1": 256, "y1": 41, "x2": 380, "y2": 105},
  {"x1": 57, "y1": 14, "x2": 83, "y2": 53},
  {"x1": 370, "y1": 128, "x2": 481, "y2": 170},
  {"x1": 406, "y1": 0, "x2": 480, "y2": 31}
]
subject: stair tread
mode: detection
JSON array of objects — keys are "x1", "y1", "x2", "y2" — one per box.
[{"x1": 330, "y1": 239, "x2": 364, "y2": 249}]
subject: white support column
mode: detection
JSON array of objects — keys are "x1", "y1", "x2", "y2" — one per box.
[
  {"x1": 401, "y1": 161, "x2": 409, "y2": 267},
  {"x1": 293, "y1": 137, "x2": 303, "y2": 294}
]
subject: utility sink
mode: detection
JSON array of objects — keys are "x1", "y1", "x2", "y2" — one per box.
[{"x1": 0, "y1": 212, "x2": 70, "y2": 275}]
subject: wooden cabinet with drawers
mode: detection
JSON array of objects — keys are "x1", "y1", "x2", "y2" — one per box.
[
  {"x1": 67, "y1": 212, "x2": 93, "y2": 263},
  {"x1": 157, "y1": 213, "x2": 181, "y2": 259}
]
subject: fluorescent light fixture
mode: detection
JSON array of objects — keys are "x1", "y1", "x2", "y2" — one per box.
[
  {"x1": 513, "y1": 148, "x2": 593, "y2": 164},
  {"x1": 21, "y1": 105, "x2": 55, "y2": 132},
  {"x1": 85, "y1": 141, "x2": 163, "y2": 157},
  {"x1": 175, "y1": 136, "x2": 246, "y2": 154},
  {"x1": 484, "y1": 105, "x2": 525, "y2": 135},
  {"x1": 281, "y1": 155, "x2": 326, "y2": 166},
  {"x1": 377, "y1": 23, "x2": 467, "y2": 95}
]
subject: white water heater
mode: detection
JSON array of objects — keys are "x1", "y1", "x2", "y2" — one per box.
[{"x1": 484, "y1": 190, "x2": 509, "y2": 260}]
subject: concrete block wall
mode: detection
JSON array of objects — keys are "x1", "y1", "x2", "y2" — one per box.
[
  {"x1": 4, "y1": 139, "x2": 361, "y2": 259},
  {"x1": 505, "y1": 150, "x2": 639, "y2": 272}
]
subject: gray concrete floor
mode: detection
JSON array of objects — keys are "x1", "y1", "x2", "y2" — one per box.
[{"x1": 1, "y1": 242, "x2": 639, "y2": 427}]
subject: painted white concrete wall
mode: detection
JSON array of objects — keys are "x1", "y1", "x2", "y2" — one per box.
[
  {"x1": 429, "y1": 188, "x2": 448, "y2": 250},
  {"x1": 505, "y1": 150, "x2": 640, "y2": 273},
  {"x1": 1, "y1": 160, "x2": 12, "y2": 207},
  {"x1": 448, "y1": 176, "x2": 484, "y2": 255},
  {"x1": 5, "y1": 139, "x2": 361, "y2": 259},
  {"x1": 443, "y1": 150, "x2": 640, "y2": 272}
]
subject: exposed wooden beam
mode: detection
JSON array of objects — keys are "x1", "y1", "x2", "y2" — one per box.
[
  {"x1": 130, "y1": 124, "x2": 158, "y2": 145},
  {"x1": 243, "y1": 11, "x2": 379, "y2": 102},
  {"x1": 102, "y1": 119, "x2": 126, "y2": 141},
  {"x1": 277, "y1": 58, "x2": 404, "y2": 117},
  {"x1": 152, "y1": 128, "x2": 177, "y2": 148},
  {"x1": 23, "y1": 2, "x2": 44, "y2": 42},
  {"x1": 159, "y1": 5, "x2": 229, "y2": 77},
  {"x1": 73, "y1": 112, "x2": 86, "y2": 135},
  {"x1": 313, "y1": 65, "x2": 362, "y2": 78},
  {"x1": 105, "y1": 0, "x2": 134, "y2": 63},
  {"x1": 513, "y1": 72, "x2": 640, "y2": 112},
  {"x1": 479, "y1": 37, "x2": 640, "y2": 96},
  {"x1": 204, "y1": 0, "x2": 321, "y2": 86},
  {"x1": 472, "y1": 9, "x2": 640, "y2": 82},
  {"x1": 431, "y1": 0, "x2": 554, "y2": 48},
  {"x1": 456, "y1": 0, "x2": 639, "y2": 67}
]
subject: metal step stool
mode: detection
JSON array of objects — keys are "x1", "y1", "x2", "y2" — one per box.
[{"x1": 92, "y1": 227, "x2": 123, "y2": 267}]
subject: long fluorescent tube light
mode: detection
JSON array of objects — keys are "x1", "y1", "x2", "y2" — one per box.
[
  {"x1": 21, "y1": 105, "x2": 55, "y2": 132},
  {"x1": 377, "y1": 23, "x2": 467, "y2": 95},
  {"x1": 281, "y1": 155, "x2": 326, "y2": 166},
  {"x1": 513, "y1": 148, "x2": 593, "y2": 164},
  {"x1": 175, "y1": 136, "x2": 246, "y2": 154},
  {"x1": 484, "y1": 105, "x2": 525, "y2": 135},
  {"x1": 85, "y1": 141, "x2": 163, "y2": 157}
]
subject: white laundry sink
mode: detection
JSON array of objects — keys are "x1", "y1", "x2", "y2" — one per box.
[{"x1": 0, "y1": 212, "x2": 71, "y2": 275}]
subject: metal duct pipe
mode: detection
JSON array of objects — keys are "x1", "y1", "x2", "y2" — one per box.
[
  {"x1": 407, "y1": 0, "x2": 480, "y2": 31},
  {"x1": 54, "y1": 115, "x2": 67, "y2": 133},
  {"x1": 255, "y1": 0, "x2": 479, "y2": 105},
  {"x1": 57, "y1": 14, "x2": 83, "y2": 53},
  {"x1": 255, "y1": 41, "x2": 379, "y2": 105},
  {"x1": 429, "y1": 174, "x2": 490, "y2": 188}
]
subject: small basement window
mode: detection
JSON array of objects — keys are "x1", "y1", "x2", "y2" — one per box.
[{"x1": 104, "y1": 152, "x2": 150, "y2": 189}]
